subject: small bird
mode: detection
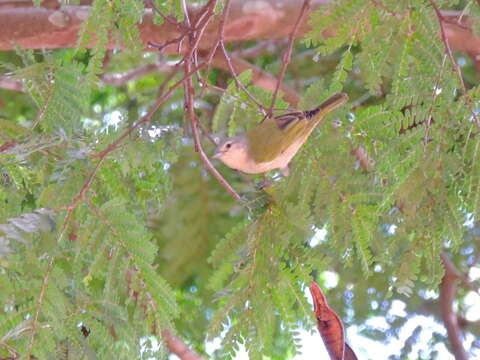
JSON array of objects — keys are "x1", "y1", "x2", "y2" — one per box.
[{"x1": 213, "y1": 92, "x2": 348, "y2": 176}]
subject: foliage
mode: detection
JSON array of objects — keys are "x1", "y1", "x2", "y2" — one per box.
[{"x1": 1, "y1": 0, "x2": 480, "y2": 359}]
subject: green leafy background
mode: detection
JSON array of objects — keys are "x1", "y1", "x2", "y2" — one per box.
[{"x1": 1, "y1": 0, "x2": 480, "y2": 359}]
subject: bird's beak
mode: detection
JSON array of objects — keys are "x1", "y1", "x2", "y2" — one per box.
[{"x1": 212, "y1": 151, "x2": 222, "y2": 159}]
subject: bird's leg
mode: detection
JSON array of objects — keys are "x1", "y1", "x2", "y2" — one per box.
[
  {"x1": 255, "y1": 174, "x2": 273, "y2": 190},
  {"x1": 255, "y1": 166, "x2": 290, "y2": 190}
]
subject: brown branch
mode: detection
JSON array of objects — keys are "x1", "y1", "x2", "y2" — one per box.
[
  {"x1": 1, "y1": 63, "x2": 172, "y2": 91},
  {"x1": 208, "y1": 50, "x2": 300, "y2": 106},
  {"x1": 146, "y1": 0, "x2": 186, "y2": 30},
  {"x1": 161, "y1": 330, "x2": 205, "y2": 360},
  {"x1": 440, "y1": 252, "x2": 468, "y2": 360},
  {"x1": 56, "y1": 156, "x2": 105, "y2": 239},
  {"x1": 0, "y1": 141, "x2": 16, "y2": 152},
  {"x1": 350, "y1": 146, "x2": 373, "y2": 172},
  {"x1": 0, "y1": 0, "x2": 91, "y2": 8},
  {"x1": 26, "y1": 257, "x2": 54, "y2": 358},
  {"x1": 100, "y1": 62, "x2": 172, "y2": 85},
  {"x1": 189, "y1": 96, "x2": 241, "y2": 201},
  {"x1": 216, "y1": 0, "x2": 266, "y2": 113},
  {"x1": 2, "y1": 1, "x2": 480, "y2": 82},
  {"x1": 56, "y1": 60, "x2": 208, "y2": 235},
  {"x1": 428, "y1": 0, "x2": 467, "y2": 93},
  {"x1": 370, "y1": 0, "x2": 401, "y2": 18},
  {"x1": 1, "y1": 54, "x2": 299, "y2": 105},
  {"x1": 65, "y1": 158, "x2": 105, "y2": 212},
  {"x1": 93, "y1": 61, "x2": 206, "y2": 160},
  {"x1": 0, "y1": 1, "x2": 328, "y2": 51},
  {"x1": 0, "y1": 76, "x2": 24, "y2": 91},
  {"x1": 429, "y1": 0, "x2": 480, "y2": 129},
  {"x1": 232, "y1": 41, "x2": 275, "y2": 59},
  {"x1": 268, "y1": 0, "x2": 310, "y2": 115},
  {"x1": 183, "y1": 0, "x2": 242, "y2": 202}
]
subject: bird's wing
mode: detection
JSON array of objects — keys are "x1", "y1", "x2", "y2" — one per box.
[
  {"x1": 274, "y1": 111, "x2": 305, "y2": 130},
  {"x1": 247, "y1": 111, "x2": 310, "y2": 163},
  {"x1": 246, "y1": 93, "x2": 349, "y2": 164}
]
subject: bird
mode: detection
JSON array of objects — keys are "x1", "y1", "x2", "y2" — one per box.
[{"x1": 212, "y1": 92, "x2": 348, "y2": 176}]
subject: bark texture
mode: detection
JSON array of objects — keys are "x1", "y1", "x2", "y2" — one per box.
[
  {"x1": 0, "y1": 0, "x2": 331, "y2": 51},
  {"x1": 1, "y1": 1, "x2": 479, "y2": 68}
]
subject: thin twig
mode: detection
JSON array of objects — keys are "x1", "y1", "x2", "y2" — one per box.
[
  {"x1": 147, "y1": 0, "x2": 214, "y2": 54},
  {"x1": 218, "y1": 45, "x2": 266, "y2": 113},
  {"x1": 197, "y1": 120, "x2": 217, "y2": 145},
  {"x1": 100, "y1": 62, "x2": 173, "y2": 85},
  {"x1": 428, "y1": 0, "x2": 480, "y2": 129},
  {"x1": 0, "y1": 340, "x2": 19, "y2": 359},
  {"x1": 441, "y1": 14, "x2": 470, "y2": 31},
  {"x1": 424, "y1": 55, "x2": 447, "y2": 146},
  {"x1": 25, "y1": 257, "x2": 54, "y2": 358},
  {"x1": 216, "y1": 0, "x2": 267, "y2": 114},
  {"x1": 182, "y1": 0, "x2": 241, "y2": 201},
  {"x1": 232, "y1": 41, "x2": 274, "y2": 59},
  {"x1": 0, "y1": 141, "x2": 16, "y2": 153},
  {"x1": 58, "y1": 65, "x2": 208, "y2": 236},
  {"x1": 0, "y1": 75, "x2": 24, "y2": 91},
  {"x1": 181, "y1": 0, "x2": 192, "y2": 28},
  {"x1": 146, "y1": 0, "x2": 186, "y2": 29},
  {"x1": 189, "y1": 103, "x2": 241, "y2": 201},
  {"x1": 2, "y1": 64, "x2": 174, "y2": 90},
  {"x1": 440, "y1": 252, "x2": 468, "y2": 360},
  {"x1": 370, "y1": 0, "x2": 401, "y2": 18},
  {"x1": 184, "y1": 0, "x2": 216, "y2": 62},
  {"x1": 194, "y1": 11, "x2": 227, "y2": 95},
  {"x1": 182, "y1": 0, "x2": 218, "y2": 148},
  {"x1": 148, "y1": 35, "x2": 187, "y2": 53},
  {"x1": 208, "y1": 50, "x2": 300, "y2": 106},
  {"x1": 86, "y1": 200, "x2": 119, "y2": 236},
  {"x1": 201, "y1": 0, "x2": 233, "y2": 79},
  {"x1": 161, "y1": 330, "x2": 205, "y2": 360},
  {"x1": 93, "y1": 61, "x2": 207, "y2": 160},
  {"x1": 56, "y1": 156, "x2": 106, "y2": 240},
  {"x1": 268, "y1": 0, "x2": 310, "y2": 115},
  {"x1": 428, "y1": 0, "x2": 467, "y2": 93},
  {"x1": 185, "y1": 0, "x2": 216, "y2": 74}
]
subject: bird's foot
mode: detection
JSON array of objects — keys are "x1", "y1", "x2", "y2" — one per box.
[{"x1": 255, "y1": 179, "x2": 273, "y2": 190}]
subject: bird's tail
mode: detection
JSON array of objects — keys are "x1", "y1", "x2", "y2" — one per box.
[{"x1": 304, "y1": 92, "x2": 349, "y2": 119}]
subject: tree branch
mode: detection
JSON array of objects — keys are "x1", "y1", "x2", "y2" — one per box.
[
  {"x1": 440, "y1": 252, "x2": 468, "y2": 360},
  {"x1": 208, "y1": 49, "x2": 300, "y2": 107},
  {"x1": 214, "y1": 0, "x2": 267, "y2": 113},
  {"x1": 161, "y1": 330, "x2": 205, "y2": 360},
  {"x1": 429, "y1": 0, "x2": 480, "y2": 129},
  {"x1": 370, "y1": 0, "x2": 401, "y2": 18},
  {"x1": 0, "y1": 76, "x2": 24, "y2": 91},
  {"x1": 1, "y1": 0, "x2": 480, "y2": 71},
  {"x1": 92, "y1": 61, "x2": 206, "y2": 160},
  {"x1": 182, "y1": 0, "x2": 242, "y2": 202},
  {"x1": 100, "y1": 61, "x2": 173, "y2": 86},
  {"x1": 0, "y1": 0, "x2": 330, "y2": 51},
  {"x1": 268, "y1": 0, "x2": 310, "y2": 114}
]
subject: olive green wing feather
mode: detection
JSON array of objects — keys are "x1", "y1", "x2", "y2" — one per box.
[
  {"x1": 246, "y1": 112, "x2": 310, "y2": 163},
  {"x1": 246, "y1": 93, "x2": 349, "y2": 164}
]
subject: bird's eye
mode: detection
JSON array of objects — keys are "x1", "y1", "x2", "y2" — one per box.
[{"x1": 225, "y1": 143, "x2": 232, "y2": 149}]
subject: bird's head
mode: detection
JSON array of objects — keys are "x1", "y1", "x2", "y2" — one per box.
[{"x1": 212, "y1": 136, "x2": 249, "y2": 170}]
